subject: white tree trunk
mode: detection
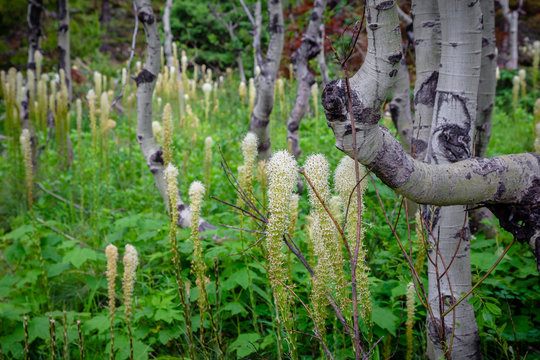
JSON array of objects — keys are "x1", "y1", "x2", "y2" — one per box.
[
  {"x1": 321, "y1": 7, "x2": 540, "y2": 357},
  {"x1": 411, "y1": 0, "x2": 440, "y2": 161},
  {"x1": 318, "y1": 23, "x2": 329, "y2": 86},
  {"x1": 470, "y1": 0, "x2": 498, "y2": 237},
  {"x1": 57, "y1": 0, "x2": 72, "y2": 100},
  {"x1": 425, "y1": 1, "x2": 482, "y2": 354},
  {"x1": 389, "y1": 58, "x2": 412, "y2": 153},
  {"x1": 134, "y1": 0, "x2": 215, "y2": 233},
  {"x1": 498, "y1": 0, "x2": 519, "y2": 69},
  {"x1": 163, "y1": 0, "x2": 174, "y2": 68},
  {"x1": 248, "y1": 0, "x2": 284, "y2": 160},
  {"x1": 286, "y1": 0, "x2": 327, "y2": 159}
]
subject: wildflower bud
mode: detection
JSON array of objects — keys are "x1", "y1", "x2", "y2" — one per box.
[
  {"x1": 76, "y1": 98, "x2": 82, "y2": 137},
  {"x1": 164, "y1": 163, "x2": 179, "y2": 220},
  {"x1": 94, "y1": 72, "x2": 102, "y2": 99},
  {"x1": 105, "y1": 244, "x2": 118, "y2": 313},
  {"x1": 406, "y1": 282, "x2": 415, "y2": 360},
  {"x1": 152, "y1": 121, "x2": 163, "y2": 143},
  {"x1": 20, "y1": 129, "x2": 33, "y2": 207},
  {"x1": 519, "y1": 69, "x2": 526, "y2": 97},
  {"x1": 266, "y1": 150, "x2": 297, "y2": 316},
  {"x1": 289, "y1": 194, "x2": 299, "y2": 235},
  {"x1": 495, "y1": 66, "x2": 500, "y2": 81},
  {"x1": 248, "y1": 78, "x2": 256, "y2": 114},
  {"x1": 255, "y1": 66, "x2": 261, "y2": 77},
  {"x1": 86, "y1": 89, "x2": 97, "y2": 147},
  {"x1": 35, "y1": 50, "x2": 43, "y2": 79},
  {"x1": 238, "y1": 81, "x2": 247, "y2": 102},
  {"x1": 122, "y1": 244, "x2": 139, "y2": 320},
  {"x1": 162, "y1": 103, "x2": 173, "y2": 165},
  {"x1": 512, "y1": 75, "x2": 520, "y2": 109}
]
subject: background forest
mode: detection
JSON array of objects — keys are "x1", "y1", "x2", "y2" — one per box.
[{"x1": 0, "y1": 0, "x2": 539, "y2": 359}]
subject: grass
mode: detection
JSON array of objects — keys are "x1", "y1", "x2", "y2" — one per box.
[{"x1": 0, "y1": 61, "x2": 539, "y2": 360}]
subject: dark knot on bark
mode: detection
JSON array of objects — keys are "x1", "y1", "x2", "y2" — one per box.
[{"x1": 321, "y1": 79, "x2": 347, "y2": 122}]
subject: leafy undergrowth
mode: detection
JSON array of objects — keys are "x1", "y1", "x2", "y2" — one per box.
[{"x1": 0, "y1": 62, "x2": 538, "y2": 360}]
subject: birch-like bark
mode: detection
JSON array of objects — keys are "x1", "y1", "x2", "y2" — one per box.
[
  {"x1": 239, "y1": 0, "x2": 261, "y2": 76},
  {"x1": 22, "y1": 0, "x2": 43, "y2": 134},
  {"x1": 248, "y1": 0, "x2": 284, "y2": 160},
  {"x1": 424, "y1": 0, "x2": 483, "y2": 357},
  {"x1": 470, "y1": 0, "x2": 498, "y2": 237},
  {"x1": 389, "y1": 58, "x2": 412, "y2": 153},
  {"x1": 322, "y1": 0, "x2": 540, "y2": 281},
  {"x1": 27, "y1": 0, "x2": 42, "y2": 74},
  {"x1": 318, "y1": 23, "x2": 329, "y2": 87},
  {"x1": 163, "y1": 0, "x2": 174, "y2": 68},
  {"x1": 411, "y1": 0, "x2": 440, "y2": 161},
  {"x1": 134, "y1": 0, "x2": 216, "y2": 233},
  {"x1": 497, "y1": 0, "x2": 519, "y2": 69},
  {"x1": 57, "y1": 0, "x2": 72, "y2": 100},
  {"x1": 286, "y1": 0, "x2": 327, "y2": 159}
]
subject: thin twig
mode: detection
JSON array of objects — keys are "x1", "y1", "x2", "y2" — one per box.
[
  {"x1": 36, "y1": 182, "x2": 89, "y2": 212},
  {"x1": 111, "y1": 0, "x2": 138, "y2": 110}
]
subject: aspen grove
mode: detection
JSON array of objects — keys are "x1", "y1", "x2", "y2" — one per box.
[{"x1": 0, "y1": 0, "x2": 539, "y2": 359}]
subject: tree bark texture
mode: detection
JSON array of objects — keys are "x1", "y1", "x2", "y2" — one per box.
[
  {"x1": 321, "y1": 0, "x2": 540, "y2": 323},
  {"x1": 424, "y1": 0, "x2": 483, "y2": 357},
  {"x1": 411, "y1": 0, "x2": 440, "y2": 161},
  {"x1": 286, "y1": 0, "x2": 327, "y2": 159},
  {"x1": 27, "y1": 0, "x2": 43, "y2": 73},
  {"x1": 389, "y1": 57, "x2": 412, "y2": 153},
  {"x1": 498, "y1": 0, "x2": 518, "y2": 69},
  {"x1": 163, "y1": 0, "x2": 174, "y2": 68},
  {"x1": 317, "y1": 22, "x2": 329, "y2": 87},
  {"x1": 470, "y1": 0, "x2": 498, "y2": 238},
  {"x1": 57, "y1": 0, "x2": 72, "y2": 100},
  {"x1": 134, "y1": 0, "x2": 215, "y2": 233},
  {"x1": 248, "y1": 0, "x2": 284, "y2": 160},
  {"x1": 23, "y1": 0, "x2": 43, "y2": 134}
]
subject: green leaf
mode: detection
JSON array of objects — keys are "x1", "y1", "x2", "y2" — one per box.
[
  {"x1": 485, "y1": 302, "x2": 502, "y2": 316},
  {"x1": 154, "y1": 308, "x2": 183, "y2": 324},
  {"x1": 28, "y1": 317, "x2": 49, "y2": 342},
  {"x1": 47, "y1": 262, "x2": 70, "y2": 277},
  {"x1": 221, "y1": 302, "x2": 247, "y2": 316},
  {"x1": 230, "y1": 333, "x2": 261, "y2": 358},
  {"x1": 372, "y1": 306, "x2": 398, "y2": 335},
  {"x1": 84, "y1": 315, "x2": 110, "y2": 334},
  {"x1": 63, "y1": 247, "x2": 97, "y2": 268}
]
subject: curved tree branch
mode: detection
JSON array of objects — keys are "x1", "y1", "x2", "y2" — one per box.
[
  {"x1": 322, "y1": 0, "x2": 539, "y2": 260},
  {"x1": 134, "y1": 0, "x2": 216, "y2": 234}
]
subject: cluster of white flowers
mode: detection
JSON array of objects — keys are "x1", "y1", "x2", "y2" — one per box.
[{"x1": 122, "y1": 244, "x2": 139, "y2": 320}]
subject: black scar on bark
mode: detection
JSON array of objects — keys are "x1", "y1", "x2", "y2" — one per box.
[
  {"x1": 138, "y1": 11, "x2": 155, "y2": 25},
  {"x1": 258, "y1": 139, "x2": 271, "y2": 152},
  {"x1": 58, "y1": 24, "x2": 69, "y2": 33},
  {"x1": 422, "y1": 21, "x2": 436, "y2": 28},
  {"x1": 389, "y1": 69, "x2": 398, "y2": 77},
  {"x1": 375, "y1": 1, "x2": 394, "y2": 10},
  {"x1": 369, "y1": 24, "x2": 379, "y2": 30},
  {"x1": 27, "y1": 62, "x2": 36, "y2": 70},
  {"x1": 310, "y1": 11, "x2": 319, "y2": 21},
  {"x1": 135, "y1": 69, "x2": 156, "y2": 86},
  {"x1": 389, "y1": 103, "x2": 399, "y2": 129},
  {"x1": 436, "y1": 124, "x2": 471, "y2": 162},
  {"x1": 368, "y1": 127, "x2": 414, "y2": 188},
  {"x1": 411, "y1": 138, "x2": 427, "y2": 155},
  {"x1": 414, "y1": 71, "x2": 438, "y2": 106},
  {"x1": 287, "y1": 121, "x2": 299, "y2": 133},
  {"x1": 488, "y1": 178, "x2": 540, "y2": 273},
  {"x1": 177, "y1": 203, "x2": 188, "y2": 213},
  {"x1": 150, "y1": 149, "x2": 164, "y2": 165},
  {"x1": 251, "y1": 114, "x2": 269, "y2": 128},
  {"x1": 269, "y1": 14, "x2": 282, "y2": 34},
  {"x1": 387, "y1": 51, "x2": 402, "y2": 65},
  {"x1": 58, "y1": 47, "x2": 67, "y2": 72},
  {"x1": 322, "y1": 79, "x2": 381, "y2": 125},
  {"x1": 304, "y1": 37, "x2": 321, "y2": 60}
]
